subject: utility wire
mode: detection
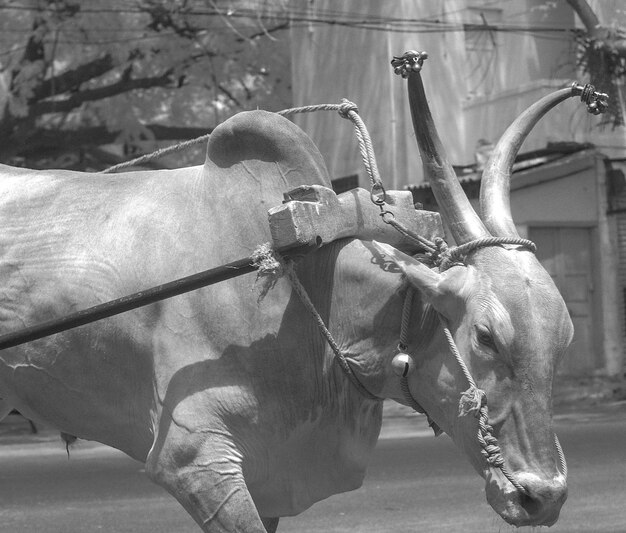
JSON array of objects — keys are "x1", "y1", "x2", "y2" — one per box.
[
  {"x1": 0, "y1": 2, "x2": 578, "y2": 55},
  {"x1": 0, "y1": 1, "x2": 578, "y2": 32}
]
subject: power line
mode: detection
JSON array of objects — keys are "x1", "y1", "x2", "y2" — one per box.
[
  {"x1": 0, "y1": 3, "x2": 579, "y2": 56},
  {"x1": 0, "y1": 17, "x2": 578, "y2": 37},
  {"x1": 0, "y1": 1, "x2": 578, "y2": 32}
]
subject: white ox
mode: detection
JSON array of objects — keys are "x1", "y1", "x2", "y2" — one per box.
[{"x1": 0, "y1": 58, "x2": 581, "y2": 531}]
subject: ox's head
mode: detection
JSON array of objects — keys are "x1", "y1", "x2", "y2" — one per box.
[
  {"x1": 371, "y1": 52, "x2": 605, "y2": 527},
  {"x1": 374, "y1": 242, "x2": 572, "y2": 527}
]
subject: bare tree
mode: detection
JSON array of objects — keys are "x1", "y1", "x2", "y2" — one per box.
[{"x1": 0, "y1": 0, "x2": 291, "y2": 167}]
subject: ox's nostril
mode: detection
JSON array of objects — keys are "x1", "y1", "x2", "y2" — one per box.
[
  {"x1": 518, "y1": 489, "x2": 542, "y2": 518},
  {"x1": 485, "y1": 471, "x2": 567, "y2": 527},
  {"x1": 515, "y1": 474, "x2": 567, "y2": 526}
]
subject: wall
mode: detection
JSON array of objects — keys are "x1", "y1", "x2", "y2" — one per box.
[{"x1": 509, "y1": 151, "x2": 597, "y2": 227}]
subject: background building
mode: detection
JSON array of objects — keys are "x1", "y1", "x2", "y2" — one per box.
[{"x1": 289, "y1": 0, "x2": 626, "y2": 378}]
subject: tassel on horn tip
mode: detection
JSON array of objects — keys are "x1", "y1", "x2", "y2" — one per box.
[
  {"x1": 391, "y1": 50, "x2": 429, "y2": 78},
  {"x1": 571, "y1": 82, "x2": 609, "y2": 115}
]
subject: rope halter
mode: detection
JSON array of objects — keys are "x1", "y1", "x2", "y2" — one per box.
[{"x1": 390, "y1": 236, "x2": 567, "y2": 496}]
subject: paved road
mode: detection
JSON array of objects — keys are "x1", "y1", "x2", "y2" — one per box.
[{"x1": 0, "y1": 403, "x2": 624, "y2": 533}]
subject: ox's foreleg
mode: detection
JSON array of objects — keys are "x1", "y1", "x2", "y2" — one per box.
[{"x1": 146, "y1": 427, "x2": 269, "y2": 533}]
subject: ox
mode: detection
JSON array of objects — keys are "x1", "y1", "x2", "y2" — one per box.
[{"x1": 0, "y1": 52, "x2": 597, "y2": 531}]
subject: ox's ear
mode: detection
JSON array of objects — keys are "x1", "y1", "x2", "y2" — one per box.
[
  {"x1": 372, "y1": 241, "x2": 441, "y2": 298},
  {"x1": 371, "y1": 241, "x2": 467, "y2": 316}
]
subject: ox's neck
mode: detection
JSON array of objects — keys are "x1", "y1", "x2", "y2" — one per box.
[{"x1": 295, "y1": 239, "x2": 428, "y2": 403}]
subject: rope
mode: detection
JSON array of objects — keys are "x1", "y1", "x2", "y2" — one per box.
[
  {"x1": 448, "y1": 237, "x2": 536, "y2": 263},
  {"x1": 438, "y1": 314, "x2": 528, "y2": 494},
  {"x1": 381, "y1": 215, "x2": 439, "y2": 255},
  {"x1": 398, "y1": 288, "x2": 414, "y2": 352},
  {"x1": 378, "y1": 213, "x2": 537, "y2": 272},
  {"x1": 555, "y1": 434, "x2": 568, "y2": 478},
  {"x1": 275, "y1": 102, "x2": 349, "y2": 116},
  {"x1": 101, "y1": 99, "x2": 383, "y2": 196},
  {"x1": 400, "y1": 376, "x2": 424, "y2": 414},
  {"x1": 251, "y1": 242, "x2": 285, "y2": 276},
  {"x1": 283, "y1": 262, "x2": 381, "y2": 402},
  {"x1": 432, "y1": 237, "x2": 536, "y2": 271},
  {"x1": 101, "y1": 134, "x2": 212, "y2": 174},
  {"x1": 439, "y1": 315, "x2": 476, "y2": 388},
  {"x1": 279, "y1": 99, "x2": 383, "y2": 192}
]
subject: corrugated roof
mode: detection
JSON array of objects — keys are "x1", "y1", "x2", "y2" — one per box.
[{"x1": 408, "y1": 142, "x2": 594, "y2": 190}]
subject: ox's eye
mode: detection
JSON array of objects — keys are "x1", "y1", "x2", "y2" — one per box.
[{"x1": 475, "y1": 325, "x2": 497, "y2": 352}]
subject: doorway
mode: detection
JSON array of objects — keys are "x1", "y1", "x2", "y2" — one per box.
[{"x1": 529, "y1": 226, "x2": 598, "y2": 375}]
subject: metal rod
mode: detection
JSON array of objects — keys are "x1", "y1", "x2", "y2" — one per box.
[{"x1": 0, "y1": 244, "x2": 315, "y2": 351}]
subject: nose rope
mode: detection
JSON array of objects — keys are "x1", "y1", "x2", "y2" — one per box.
[
  {"x1": 555, "y1": 433, "x2": 568, "y2": 478},
  {"x1": 439, "y1": 313, "x2": 566, "y2": 493},
  {"x1": 438, "y1": 314, "x2": 529, "y2": 495}
]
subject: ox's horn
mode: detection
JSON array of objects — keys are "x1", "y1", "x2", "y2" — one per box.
[
  {"x1": 480, "y1": 83, "x2": 608, "y2": 238},
  {"x1": 394, "y1": 51, "x2": 491, "y2": 244}
]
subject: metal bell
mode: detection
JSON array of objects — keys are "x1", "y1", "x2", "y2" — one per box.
[{"x1": 391, "y1": 353, "x2": 415, "y2": 378}]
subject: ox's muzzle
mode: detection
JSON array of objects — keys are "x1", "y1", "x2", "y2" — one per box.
[{"x1": 485, "y1": 470, "x2": 567, "y2": 527}]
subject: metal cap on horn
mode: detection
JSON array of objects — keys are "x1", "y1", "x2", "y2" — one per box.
[
  {"x1": 480, "y1": 83, "x2": 608, "y2": 238},
  {"x1": 392, "y1": 51, "x2": 491, "y2": 244}
]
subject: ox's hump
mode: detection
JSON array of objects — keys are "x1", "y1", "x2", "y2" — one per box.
[{"x1": 206, "y1": 110, "x2": 331, "y2": 190}]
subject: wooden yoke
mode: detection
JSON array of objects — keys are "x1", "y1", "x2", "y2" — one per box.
[{"x1": 269, "y1": 185, "x2": 443, "y2": 253}]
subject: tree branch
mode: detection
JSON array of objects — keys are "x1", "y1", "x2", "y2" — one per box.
[
  {"x1": 30, "y1": 54, "x2": 116, "y2": 102},
  {"x1": 567, "y1": 0, "x2": 626, "y2": 55},
  {"x1": 4, "y1": 123, "x2": 213, "y2": 160},
  {"x1": 240, "y1": 20, "x2": 290, "y2": 42},
  {"x1": 33, "y1": 70, "x2": 175, "y2": 115},
  {"x1": 566, "y1": 0, "x2": 600, "y2": 34}
]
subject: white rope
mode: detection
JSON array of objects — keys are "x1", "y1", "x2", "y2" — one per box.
[
  {"x1": 100, "y1": 100, "x2": 384, "y2": 197},
  {"x1": 101, "y1": 134, "x2": 212, "y2": 174}
]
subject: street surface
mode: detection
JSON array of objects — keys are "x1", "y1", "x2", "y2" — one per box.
[{"x1": 0, "y1": 402, "x2": 624, "y2": 533}]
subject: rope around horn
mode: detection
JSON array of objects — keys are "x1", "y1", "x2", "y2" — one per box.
[{"x1": 381, "y1": 216, "x2": 538, "y2": 270}]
